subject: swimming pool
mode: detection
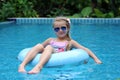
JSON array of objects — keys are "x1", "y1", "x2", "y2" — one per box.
[{"x1": 0, "y1": 18, "x2": 120, "y2": 80}]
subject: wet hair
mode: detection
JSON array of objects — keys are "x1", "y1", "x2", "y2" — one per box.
[{"x1": 53, "y1": 17, "x2": 71, "y2": 50}]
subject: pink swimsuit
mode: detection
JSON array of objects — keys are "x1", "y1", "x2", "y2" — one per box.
[{"x1": 49, "y1": 40, "x2": 68, "y2": 53}]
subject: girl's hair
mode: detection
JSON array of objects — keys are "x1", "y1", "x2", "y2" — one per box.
[{"x1": 53, "y1": 17, "x2": 71, "y2": 50}]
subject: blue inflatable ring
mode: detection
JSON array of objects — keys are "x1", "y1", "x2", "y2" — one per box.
[{"x1": 18, "y1": 48, "x2": 89, "y2": 67}]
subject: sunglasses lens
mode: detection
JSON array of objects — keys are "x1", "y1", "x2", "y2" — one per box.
[
  {"x1": 54, "y1": 28, "x2": 60, "y2": 32},
  {"x1": 54, "y1": 26, "x2": 67, "y2": 32},
  {"x1": 61, "y1": 26, "x2": 66, "y2": 31}
]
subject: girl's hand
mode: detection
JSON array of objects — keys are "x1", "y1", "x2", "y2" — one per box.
[{"x1": 94, "y1": 58, "x2": 102, "y2": 64}]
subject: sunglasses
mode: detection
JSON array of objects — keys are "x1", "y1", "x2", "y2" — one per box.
[{"x1": 54, "y1": 26, "x2": 67, "y2": 32}]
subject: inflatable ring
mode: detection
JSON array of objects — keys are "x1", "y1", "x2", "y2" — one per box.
[{"x1": 18, "y1": 48, "x2": 89, "y2": 67}]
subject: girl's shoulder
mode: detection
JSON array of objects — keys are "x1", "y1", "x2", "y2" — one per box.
[
  {"x1": 46, "y1": 37, "x2": 55, "y2": 42},
  {"x1": 69, "y1": 39, "x2": 79, "y2": 44},
  {"x1": 70, "y1": 39, "x2": 75, "y2": 43}
]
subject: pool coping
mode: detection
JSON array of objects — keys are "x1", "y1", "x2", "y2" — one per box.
[
  {"x1": 5, "y1": 18, "x2": 120, "y2": 24},
  {"x1": 0, "y1": 21, "x2": 15, "y2": 25}
]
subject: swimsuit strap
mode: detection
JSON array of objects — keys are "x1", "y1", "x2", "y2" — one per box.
[{"x1": 50, "y1": 39, "x2": 68, "y2": 46}]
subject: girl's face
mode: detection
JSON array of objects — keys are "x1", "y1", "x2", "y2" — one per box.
[{"x1": 53, "y1": 21, "x2": 69, "y2": 38}]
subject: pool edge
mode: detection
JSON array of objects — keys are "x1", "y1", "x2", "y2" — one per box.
[{"x1": 7, "y1": 18, "x2": 120, "y2": 24}]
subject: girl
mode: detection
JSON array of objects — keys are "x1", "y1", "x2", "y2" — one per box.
[{"x1": 18, "y1": 17, "x2": 102, "y2": 74}]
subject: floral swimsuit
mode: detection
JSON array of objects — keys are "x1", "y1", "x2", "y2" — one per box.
[{"x1": 49, "y1": 40, "x2": 68, "y2": 53}]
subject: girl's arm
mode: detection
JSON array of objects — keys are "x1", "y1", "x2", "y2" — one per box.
[
  {"x1": 71, "y1": 40, "x2": 102, "y2": 64},
  {"x1": 41, "y1": 38, "x2": 53, "y2": 47}
]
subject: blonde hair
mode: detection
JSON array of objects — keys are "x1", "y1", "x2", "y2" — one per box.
[{"x1": 53, "y1": 17, "x2": 71, "y2": 50}]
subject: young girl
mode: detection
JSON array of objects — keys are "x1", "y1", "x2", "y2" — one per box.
[{"x1": 18, "y1": 17, "x2": 102, "y2": 74}]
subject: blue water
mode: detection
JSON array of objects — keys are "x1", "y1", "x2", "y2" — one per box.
[{"x1": 0, "y1": 23, "x2": 120, "y2": 80}]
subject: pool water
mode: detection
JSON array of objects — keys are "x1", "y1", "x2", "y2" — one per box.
[{"x1": 0, "y1": 23, "x2": 120, "y2": 80}]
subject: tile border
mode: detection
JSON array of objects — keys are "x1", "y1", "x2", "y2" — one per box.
[{"x1": 7, "y1": 18, "x2": 120, "y2": 24}]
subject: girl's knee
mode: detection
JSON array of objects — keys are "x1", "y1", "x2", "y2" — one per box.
[
  {"x1": 36, "y1": 44, "x2": 44, "y2": 48},
  {"x1": 34, "y1": 44, "x2": 44, "y2": 51},
  {"x1": 44, "y1": 45, "x2": 53, "y2": 51}
]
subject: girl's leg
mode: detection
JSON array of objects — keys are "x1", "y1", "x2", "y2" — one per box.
[
  {"x1": 18, "y1": 44, "x2": 44, "y2": 73},
  {"x1": 28, "y1": 45, "x2": 53, "y2": 74}
]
